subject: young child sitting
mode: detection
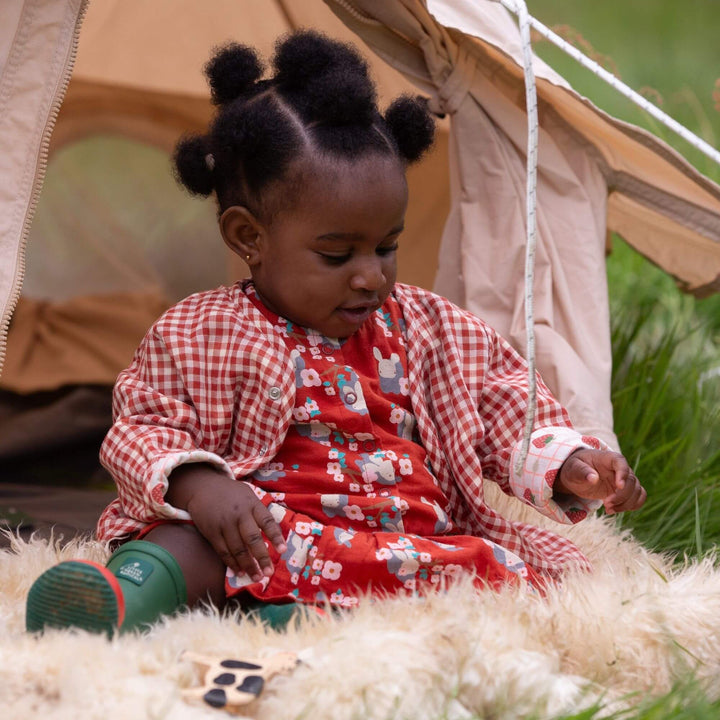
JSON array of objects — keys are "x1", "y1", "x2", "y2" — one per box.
[{"x1": 26, "y1": 31, "x2": 646, "y2": 636}]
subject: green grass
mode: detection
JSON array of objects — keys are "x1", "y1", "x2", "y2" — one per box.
[
  {"x1": 527, "y1": 0, "x2": 720, "y2": 177},
  {"x1": 607, "y1": 238, "x2": 720, "y2": 556},
  {"x1": 554, "y1": 681, "x2": 720, "y2": 720}
]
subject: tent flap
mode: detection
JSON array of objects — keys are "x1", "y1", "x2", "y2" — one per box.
[{"x1": 0, "y1": 0, "x2": 87, "y2": 380}]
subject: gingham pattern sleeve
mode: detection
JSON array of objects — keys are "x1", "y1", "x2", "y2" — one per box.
[
  {"x1": 468, "y1": 323, "x2": 606, "y2": 522},
  {"x1": 403, "y1": 291, "x2": 574, "y2": 481},
  {"x1": 99, "y1": 325, "x2": 236, "y2": 536},
  {"x1": 97, "y1": 286, "x2": 295, "y2": 541},
  {"x1": 509, "y1": 426, "x2": 604, "y2": 523}
]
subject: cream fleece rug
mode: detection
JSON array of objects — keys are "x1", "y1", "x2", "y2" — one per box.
[{"x1": 2, "y1": 488, "x2": 720, "y2": 720}]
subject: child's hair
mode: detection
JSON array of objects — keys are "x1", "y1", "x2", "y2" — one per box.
[{"x1": 173, "y1": 30, "x2": 435, "y2": 221}]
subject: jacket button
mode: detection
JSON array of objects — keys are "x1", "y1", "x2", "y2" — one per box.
[{"x1": 268, "y1": 387, "x2": 282, "y2": 400}]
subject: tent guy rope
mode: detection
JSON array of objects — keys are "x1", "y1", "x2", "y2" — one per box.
[{"x1": 508, "y1": 0, "x2": 539, "y2": 475}]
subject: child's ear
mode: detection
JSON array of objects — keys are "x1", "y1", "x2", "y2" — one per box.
[{"x1": 220, "y1": 206, "x2": 265, "y2": 266}]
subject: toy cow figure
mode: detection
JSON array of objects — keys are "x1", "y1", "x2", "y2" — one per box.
[{"x1": 181, "y1": 650, "x2": 299, "y2": 713}]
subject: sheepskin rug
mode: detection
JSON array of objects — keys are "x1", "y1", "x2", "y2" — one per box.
[{"x1": 2, "y1": 487, "x2": 720, "y2": 720}]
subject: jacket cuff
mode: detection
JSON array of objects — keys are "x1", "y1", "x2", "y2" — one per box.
[
  {"x1": 145, "y1": 451, "x2": 236, "y2": 521},
  {"x1": 510, "y1": 426, "x2": 605, "y2": 524}
]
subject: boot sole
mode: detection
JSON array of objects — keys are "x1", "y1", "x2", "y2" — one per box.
[{"x1": 26, "y1": 560, "x2": 125, "y2": 635}]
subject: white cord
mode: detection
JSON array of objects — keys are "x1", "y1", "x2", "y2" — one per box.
[{"x1": 499, "y1": 0, "x2": 539, "y2": 475}]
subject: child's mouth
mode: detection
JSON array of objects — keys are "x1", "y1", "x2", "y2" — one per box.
[{"x1": 337, "y1": 305, "x2": 375, "y2": 325}]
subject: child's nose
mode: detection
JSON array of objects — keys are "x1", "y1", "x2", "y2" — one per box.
[{"x1": 349, "y1": 256, "x2": 386, "y2": 292}]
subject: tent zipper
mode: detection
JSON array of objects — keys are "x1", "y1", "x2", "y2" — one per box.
[{"x1": 0, "y1": 0, "x2": 89, "y2": 381}]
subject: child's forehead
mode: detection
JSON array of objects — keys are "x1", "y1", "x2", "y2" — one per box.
[
  {"x1": 297, "y1": 151, "x2": 404, "y2": 184},
  {"x1": 269, "y1": 153, "x2": 407, "y2": 229}
]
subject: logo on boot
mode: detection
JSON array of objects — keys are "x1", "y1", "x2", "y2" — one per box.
[{"x1": 116, "y1": 557, "x2": 155, "y2": 586}]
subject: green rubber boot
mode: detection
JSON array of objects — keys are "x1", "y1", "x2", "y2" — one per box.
[
  {"x1": 241, "y1": 599, "x2": 328, "y2": 631},
  {"x1": 26, "y1": 540, "x2": 187, "y2": 636}
]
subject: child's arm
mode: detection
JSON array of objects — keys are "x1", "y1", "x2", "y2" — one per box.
[
  {"x1": 554, "y1": 448, "x2": 646, "y2": 515},
  {"x1": 463, "y1": 314, "x2": 643, "y2": 523},
  {"x1": 97, "y1": 292, "x2": 288, "y2": 543},
  {"x1": 167, "y1": 463, "x2": 286, "y2": 582}
]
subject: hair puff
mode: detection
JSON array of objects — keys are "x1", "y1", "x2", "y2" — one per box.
[
  {"x1": 288, "y1": 68, "x2": 376, "y2": 125},
  {"x1": 173, "y1": 133, "x2": 215, "y2": 196},
  {"x1": 273, "y1": 30, "x2": 370, "y2": 92},
  {"x1": 384, "y1": 95, "x2": 436, "y2": 163},
  {"x1": 205, "y1": 42, "x2": 264, "y2": 105}
]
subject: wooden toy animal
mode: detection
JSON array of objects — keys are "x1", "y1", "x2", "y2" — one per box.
[{"x1": 181, "y1": 650, "x2": 299, "y2": 713}]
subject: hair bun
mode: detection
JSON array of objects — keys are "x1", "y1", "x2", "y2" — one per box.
[
  {"x1": 301, "y1": 69, "x2": 376, "y2": 125},
  {"x1": 205, "y1": 42, "x2": 264, "y2": 105},
  {"x1": 173, "y1": 133, "x2": 215, "y2": 196},
  {"x1": 273, "y1": 30, "x2": 376, "y2": 125},
  {"x1": 384, "y1": 95, "x2": 436, "y2": 163},
  {"x1": 273, "y1": 30, "x2": 369, "y2": 91}
]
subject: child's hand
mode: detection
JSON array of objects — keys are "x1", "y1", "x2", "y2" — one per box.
[
  {"x1": 168, "y1": 464, "x2": 287, "y2": 582},
  {"x1": 555, "y1": 449, "x2": 647, "y2": 515}
]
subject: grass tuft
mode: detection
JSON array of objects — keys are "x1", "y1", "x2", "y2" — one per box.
[{"x1": 605, "y1": 238, "x2": 720, "y2": 557}]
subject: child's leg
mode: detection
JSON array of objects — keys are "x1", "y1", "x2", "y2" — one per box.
[
  {"x1": 142, "y1": 522, "x2": 227, "y2": 608},
  {"x1": 26, "y1": 524, "x2": 226, "y2": 635}
]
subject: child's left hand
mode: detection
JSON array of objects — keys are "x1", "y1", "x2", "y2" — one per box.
[{"x1": 555, "y1": 448, "x2": 647, "y2": 515}]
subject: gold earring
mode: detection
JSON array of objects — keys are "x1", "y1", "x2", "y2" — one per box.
[{"x1": 245, "y1": 254, "x2": 251, "y2": 261}]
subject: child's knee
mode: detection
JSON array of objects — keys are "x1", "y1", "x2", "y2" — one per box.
[{"x1": 142, "y1": 523, "x2": 227, "y2": 606}]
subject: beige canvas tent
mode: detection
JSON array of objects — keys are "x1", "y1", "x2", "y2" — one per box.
[{"x1": 2, "y1": 0, "x2": 720, "y2": 466}]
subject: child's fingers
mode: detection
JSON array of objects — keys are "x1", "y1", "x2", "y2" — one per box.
[
  {"x1": 217, "y1": 524, "x2": 262, "y2": 581},
  {"x1": 252, "y1": 502, "x2": 287, "y2": 555},
  {"x1": 236, "y1": 514, "x2": 277, "y2": 580},
  {"x1": 566, "y1": 455, "x2": 599, "y2": 486},
  {"x1": 605, "y1": 476, "x2": 646, "y2": 514},
  {"x1": 611, "y1": 454, "x2": 632, "y2": 490}
]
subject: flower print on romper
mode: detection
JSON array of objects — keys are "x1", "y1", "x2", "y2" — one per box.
[
  {"x1": 355, "y1": 452, "x2": 397, "y2": 486},
  {"x1": 291, "y1": 344, "x2": 327, "y2": 386},
  {"x1": 376, "y1": 538, "x2": 420, "y2": 587},
  {"x1": 336, "y1": 368, "x2": 367, "y2": 415},
  {"x1": 389, "y1": 404, "x2": 416, "y2": 440},
  {"x1": 320, "y1": 493, "x2": 405, "y2": 532},
  {"x1": 419, "y1": 495, "x2": 454, "y2": 534},
  {"x1": 487, "y1": 539, "x2": 529, "y2": 580},
  {"x1": 373, "y1": 347, "x2": 409, "y2": 395},
  {"x1": 295, "y1": 421, "x2": 333, "y2": 446},
  {"x1": 281, "y1": 532, "x2": 315, "y2": 580},
  {"x1": 305, "y1": 332, "x2": 342, "y2": 358},
  {"x1": 252, "y1": 462, "x2": 286, "y2": 483}
]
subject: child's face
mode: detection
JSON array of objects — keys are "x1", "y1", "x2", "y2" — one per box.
[{"x1": 230, "y1": 153, "x2": 408, "y2": 338}]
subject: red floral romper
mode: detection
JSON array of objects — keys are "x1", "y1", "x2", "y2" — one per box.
[{"x1": 226, "y1": 288, "x2": 543, "y2": 608}]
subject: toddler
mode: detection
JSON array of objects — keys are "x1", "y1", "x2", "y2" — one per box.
[{"x1": 26, "y1": 31, "x2": 645, "y2": 635}]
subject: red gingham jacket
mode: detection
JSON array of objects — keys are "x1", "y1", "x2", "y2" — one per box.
[{"x1": 98, "y1": 283, "x2": 602, "y2": 576}]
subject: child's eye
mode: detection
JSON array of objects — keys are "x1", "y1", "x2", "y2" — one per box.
[
  {"x1": 377, "y1": 243, "x2": 399, "y2": 256},
  {"x1": 317, "y1": 252, "x2": 351, "y2": 265}
]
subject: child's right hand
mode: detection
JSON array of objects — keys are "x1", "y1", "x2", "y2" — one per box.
[{"x1": 167, "y1": 464, "x2": 287, "y2": 582}]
